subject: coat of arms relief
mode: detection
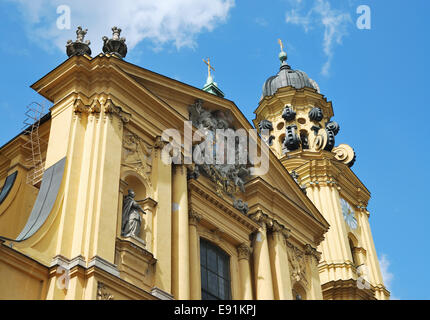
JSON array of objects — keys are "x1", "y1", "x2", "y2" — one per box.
[
  {"x1": 188, "y1": 99, "x2": 251, "y2": 212},
  {"x1": 121, "y1": 129, "x2": 153, "y2": 188}
]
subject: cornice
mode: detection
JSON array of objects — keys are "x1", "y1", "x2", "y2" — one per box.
[
  {"x1": 286, "y1": 157, "x2": 371, "y2": 206},
  {"x1": 246, "y1": 177, "x2": 330, "y2": 233},
  {"x1": 254, "y1": 86, "x2": 334, "y2": 124},
  {"x1": 188, "y1": 178, "x2": 260, "y2": 236}
]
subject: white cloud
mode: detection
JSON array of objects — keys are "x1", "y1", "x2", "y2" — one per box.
[
  {"x1": 379, "y1": 254, "x2": 394, "y2": 291},
  {"x1": 255, "y1": 17, "x2": 268, "y2": 27},
  {"x1": 9, "y1": 0, "x2": 235, "y2": 54},
  {"x1": 285, "y1": 0, "x2": 352, "y2": 76}
]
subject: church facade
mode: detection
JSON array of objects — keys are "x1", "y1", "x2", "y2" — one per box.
[{"x1": 0, "y1": 27, "x2": 389, "y2": 300}]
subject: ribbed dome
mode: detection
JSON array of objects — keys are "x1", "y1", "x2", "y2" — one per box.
[{"x1": 262, "y1": 51, "x2": 320, "y2": 99}]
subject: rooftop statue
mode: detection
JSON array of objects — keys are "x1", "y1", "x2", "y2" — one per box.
[
  {"x1": 66, "y1": 26, "x2": 92, "y2": 57},
  {"x1": 102, "y1": 26, "x2": 128, "y2": 59}
]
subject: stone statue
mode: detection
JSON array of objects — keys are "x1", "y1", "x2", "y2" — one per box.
[
  {"x1": 66, "y1": 26, "x2": 92, "y2": 57},
  {"x1": 121, "y1": 189, "x2": 146, "y2": 238},
  {"x1": 233, "y1": 199, "x2": 249, "y2": 215},
  {"x1": 102, "y1": 26, "x2": 128, "y2": 59}
]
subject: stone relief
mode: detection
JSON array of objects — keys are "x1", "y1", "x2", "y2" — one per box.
[
  {"x1": 233, "y1": 199, "x2": 249, "y2": 215},
  {"x1": 287, "y1": 242, "x2": 309, "y2": 288},
  {"x1": 188, "y1": 99, "x2": 251, "y2": 210},
  {"x1": 96, "y1": 282, "x2": 114, "y2": 300},
  {"x1": 122, "y1": 129, "x2": 153, "y2": 186}
]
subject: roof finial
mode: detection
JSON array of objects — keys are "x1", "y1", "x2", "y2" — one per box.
[
  {"x1": 278, "y1": 38, "x2": 288, "y2": 64},
  {"x1": 278, "y1": 39, "x2": 284, "y2": 52},
  {"x1": 102, "y1": 26, "x2": 128, "y2": 59},
  {"x1": 203, "y1": 58, "x2": 215, "y2": 81},
  {"x1": 66, "y1": 26, "x2": 92, "y2": 58},
  {"x1": 202, "y1": 57, "x2": 225, "y2": 98}
]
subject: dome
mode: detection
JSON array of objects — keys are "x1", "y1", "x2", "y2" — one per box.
[{"x1": 262, "y1": 52, "x2": 320, "y2": 99}]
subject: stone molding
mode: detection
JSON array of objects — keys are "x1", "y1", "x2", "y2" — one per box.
[{"x1": 151, "y1": 287, "x2": 174, "y2": 300}]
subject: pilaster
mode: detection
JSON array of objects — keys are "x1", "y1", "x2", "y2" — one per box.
[
  {"x1": 237, "y1": 243, "x2": 253, "y2": 300},
  {"x1": 151, "y1": 137, "x2": 172, "y2": 293},
  {"x1": 189, "y1": 210, "x2": 202, "y2": 300},
  {"x1": 249, "y1": 211, "x2": 275, "y2": 300},
  {"x1": 171, "y1": 165, "x2": 190, "y2": 299}
]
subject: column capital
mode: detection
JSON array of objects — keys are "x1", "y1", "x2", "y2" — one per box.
[
  {"x1": 173, "y1": 164, "x2": 187, "y2": 176},
  {"x1": 268, "y1": 220, "x2": 291, "y2": 240},
  {"x1": 249, "y1": 210, "x2": 270, "y2": 228},
  {"x1": 153, "y1": 136, "x2": 169, "y2": 150},
  {"x1": 103, "y1": 99, "x2": 131, "y2": 124},
  {"x1": 189, "y1": 210, "x2": 202, "y2": 226},
  {"x1": 305, "y1": 244, "x2": 322, "y2": 263},
  {"x1": 237, "y1": 243, "x2": 252, "y2": 261}
]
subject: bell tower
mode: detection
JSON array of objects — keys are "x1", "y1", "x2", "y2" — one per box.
[{"x1": 254, "y1": 42, "x2": 390, "y2": 300}]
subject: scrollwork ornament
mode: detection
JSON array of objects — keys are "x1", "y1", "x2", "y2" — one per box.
[
  {"x1": 332, "y1": 144, "x2": 356, "y2": 167},
  {"x1": 282, "y1": 106, "x2": 296, "y2": 121},
  {"x1": 309, "y1": 107, "x2": 324, "y2": 122},
  {"x1": 284, "y1": 125, "x2": 301, "y2": 152}
]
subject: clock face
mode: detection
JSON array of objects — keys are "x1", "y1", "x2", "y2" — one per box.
[{"x1": 341, "y1": 198, "x2": 358, "y2": 230}]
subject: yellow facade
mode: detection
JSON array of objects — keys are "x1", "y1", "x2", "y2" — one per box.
[{"x1": 0, "y1": 50, "x2": 388, "y2": 300}]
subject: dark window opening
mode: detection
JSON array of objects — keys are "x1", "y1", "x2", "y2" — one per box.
[{"x1": 200, "y1": 239, "x2": 231, "y2": 300}]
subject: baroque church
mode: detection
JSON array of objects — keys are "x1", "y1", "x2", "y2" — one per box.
[{"x1": 0, "y1": 26, "x2": 389, "y2": 300}]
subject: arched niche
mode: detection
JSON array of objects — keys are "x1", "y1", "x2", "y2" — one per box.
[
  {"x1": 292, "y1": 282, "x2": 307, "y2": 300},
  {"x1": 119, "y1": 170, "x2": 155, "y2": 250},
  {"x1": 348, "y1": 232, "x2": 366, "y2": 268},
  {"x1": 123, "y1": 174, "x2": 147, "y2": 201}
]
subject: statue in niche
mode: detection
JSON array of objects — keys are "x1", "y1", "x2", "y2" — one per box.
[{"x1": 121, "y1": 189, "x2": 146, "y2": 239}]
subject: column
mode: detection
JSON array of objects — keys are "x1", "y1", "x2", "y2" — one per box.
[
  {"x1": 251, "y1": 212, "x2": 275, "y2": 300},
  {"x1": 267, "y1": 222, "x2": 293, "y2": 300},
  {"x1": 305, "y1": 245, "x2": 323, "y2": 300},
  {"x1": 237, "y1": 244, "x2": 253, "y2": 300},
  {"x1": 152, "y1": 137, "x2": 172, "y2": 293},
  {"x1": 171, "y1": 165, "x2": 190, "y2": 300},
  {"x1": 189, "y1": 210, "x2": 202, "y2": 300}
]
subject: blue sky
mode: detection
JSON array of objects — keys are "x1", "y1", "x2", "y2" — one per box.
[{"x1": 0, "y1": 0, "x2": 428, "y2": 300}]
